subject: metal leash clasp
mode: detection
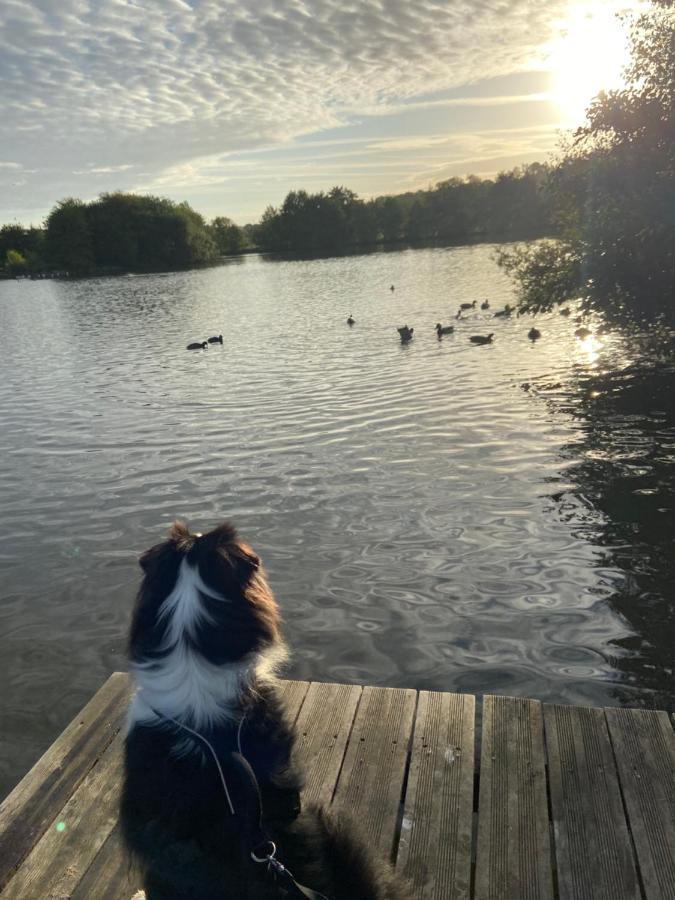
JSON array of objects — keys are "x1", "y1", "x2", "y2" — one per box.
[{"x1": 251, "y1": 840, "x2": 284, "y2": 874}]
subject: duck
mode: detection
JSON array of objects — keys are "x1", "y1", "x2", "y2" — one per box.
[
  {"x1": 459, "y1": 300, "x2": 477, "y2": 311},
  {"x1": 347, "y1": 315, "x2": 355, "y2": 326},
  {"x1": 559, "y1": 307, "x2": 571, "y2": 317},
  {"x1": 469, "y1": 333, "x2": 494, "y2": 344},
  {"x1": 575, "y1": 326, "x2": 592, "y2": 339},
  {"x1": 390, "y1": 285, "x2": 395, "y2": 291},
  {"x1": 187, "y1": 341, "x2": 208, "y2": 350},
  {"x1": 493, "y1": 304, "x2": 513, "y2": 318},
  {"x1": 528, "y1": 327, "x2": 542, "y2": 341},
  {"x1": 481, "y1": 299, "x2": 490, "y2": 310},
  {"x1": 207, "y1": 334, "x2": 223, "y2": 344},
  {"x1": 436, "y1": 323, "x2": 454, "y2": 336},
  {"x1": 397, "y1": 325, "x2": 414, "y2": 342}
]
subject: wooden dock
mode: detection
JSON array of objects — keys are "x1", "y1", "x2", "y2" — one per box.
[{"x1": 0, "y1": 673, "x2": 673, "y2": 899}]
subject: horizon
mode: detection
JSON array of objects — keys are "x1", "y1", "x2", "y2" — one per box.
[{"x1": 2, "y1": 1, "x2": 638, "y2": 227}]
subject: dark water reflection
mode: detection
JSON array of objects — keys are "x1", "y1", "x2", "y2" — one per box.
[
  {"x1": 528, "y1": 350, "x2": 675, "y2": 710},
  {"x1": 0, "y1": 245, "x2": 672, "y2": 798}
]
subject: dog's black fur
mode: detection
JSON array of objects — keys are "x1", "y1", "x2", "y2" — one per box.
[{"x1": 121, "y1": 521, "x2": 410, "y2": 899}]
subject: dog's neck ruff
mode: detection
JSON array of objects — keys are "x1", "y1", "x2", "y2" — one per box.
[{"x1": 129, "y1": 557, "x2": 285, "y2": 731}]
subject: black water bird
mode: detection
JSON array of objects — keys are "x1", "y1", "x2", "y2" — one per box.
[
  {"x1": 559, "y1": 307, "x2": 571, "y2": 317},
  {"x1": 187, "y1": 341, "x2": 208, "y2": 350},
  {"x1": 390, "y1": 285, "x2": 395, "y2": 291},
  {"x1": 459, "y1": 300, "x2": 477, "y2": 311},
  {"x1": 397, "y1": 325, "x2": 414, "y2": 342},
  {"x1": 347, "y1": 315, "x2": 355, "y2": 326},
  {"x1": 207, "y1": 334, "x2": 223, "y2": 344},
  {"x1": 481, "y1": 299, "x2": 490, "y2": 310},
  {"x1": 493, "y1": 304, "x2": 513, "y2": 318},
  {"x1": 575, "y1": 326, "x2": 592, "y2": 339},
  {"x1": 436, "y1": 323, "x2": 454, "y2": 336},
  {"x1": 469, "y1": 334, "x2": 494, "y2": 344},
  {"x1": 528, "y1": 327, "x2": 541, "y2": 341}
]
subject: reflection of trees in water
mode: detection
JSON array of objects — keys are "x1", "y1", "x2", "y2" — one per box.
[{"x1": 533, "y1": 348, "x2": 675, "y2": 710}]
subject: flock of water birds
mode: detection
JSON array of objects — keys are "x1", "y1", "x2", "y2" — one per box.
[
  {"x1": 184, "y1": 284, "x2": 595, "y2": 350},
  {"x1": 345, "y1": 284, "x2": 594, "y2": 346}
]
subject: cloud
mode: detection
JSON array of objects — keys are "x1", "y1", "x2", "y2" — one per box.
[{"x1": 0, "y1": 0, "x2": 638, "y2": 222}]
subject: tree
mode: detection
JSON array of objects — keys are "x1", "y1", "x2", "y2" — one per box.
[
  {"x1": 210, "y1": 217, "x2": 246, "y2": 255},
  {"x1": 44, "y1": 199, "x2": 94, "y2": 272},
  {"x1": 499, "y1": 2, "x2": 674, "y2": 322}
]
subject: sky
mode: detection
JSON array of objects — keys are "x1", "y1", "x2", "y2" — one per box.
[{"x1": 1, "y1": 0, "x2": 640, "y2": 226}]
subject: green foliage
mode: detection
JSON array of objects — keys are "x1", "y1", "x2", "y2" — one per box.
[
  {"x1": 5, "y1": 249, "x2": 27, "y2": 274},
  {"x1": 40, "y1": 192, "x2": 219, "y2": 273},
  {"x1": 254, "y1": 167, "x2": 556, "y2": 252},
  {"x1": 210, "y1": 216, "x2": 246, "y2": 255},
  {"x1": 45, "y1": 199, "x2": 95, "y2": 272},
  {"x1": 500, "y1": 2, "x2": 674, "y2": 322},
  {"x1": 496, "y1": 241, "x2": 582, "y2": 314}
]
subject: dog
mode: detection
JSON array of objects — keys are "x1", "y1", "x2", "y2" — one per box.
[{"x1": 121, "y1": 520, "x2": 411, "y2": 899}]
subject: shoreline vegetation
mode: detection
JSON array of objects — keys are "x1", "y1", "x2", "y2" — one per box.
[
  {"x1": 0, "y1": 163, "x2": 556, "y2": 280},
  {"x1": 2, "y1": 2, "x2": 671, "y2": 325}
]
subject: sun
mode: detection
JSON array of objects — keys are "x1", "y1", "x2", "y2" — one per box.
[{"x1": 546, "y1": 3, "x2": 635, "y2": 126}]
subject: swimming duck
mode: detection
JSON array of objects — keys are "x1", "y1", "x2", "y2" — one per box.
[
  {"x1": 187, "y1": 341, "x2": 208, "y2": 350},
  {"x1": 347, "y1": 315, "x2": 355, "y2": 326},
  {"x1": 559, "y1": 307, "x2": 571, "y2": 317},
  {"x1": 469, "y1": 334, "x2": 494, "y2": 344},
  {"x1": 390, "y1": 285, "x2": 395, "y2": 291},
  {"x1": 207, "y1": 334, "x2": 223, "y2": 344},
  {"x1": 528, "y1": 327, "x2": 542, "y2": 341},
  {"x1": 575, "y1": 326, "x2": 592, "y2": 339},
  {"x1": 397, "y1": 325, "x2": 414, "y2": 342},
  {"x1": 493, "y1": 304, "x2": 513, "y2": 318},
  {"x1": 436, "y1": 323, "x2": 454, "y2": 336},
  {"x1": 481, "y1": 299, "x2": 490, "y2": 310},
  {"x1": 459, "y1": 300, "x2": 477, "y2": 311}
]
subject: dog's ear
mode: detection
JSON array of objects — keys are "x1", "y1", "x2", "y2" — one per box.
[
  {"x1": 228, "y1": 541, "x2": 261, "y2": 585},
  {"x1": 138, "y1": 520, "x2": 192, "y2": 573},
  {"x1": 168, "y1": 519, "x2": 194, "y2": 552}
]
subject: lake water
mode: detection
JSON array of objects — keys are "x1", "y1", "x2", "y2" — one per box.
[{"x1": 1, "y1": 244, "x2": 673, "y2": 798}]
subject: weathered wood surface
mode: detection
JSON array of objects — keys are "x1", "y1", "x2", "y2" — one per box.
[
  {"x1": 397, "y1": 690, "x2": 475, "y2": 900},
  {"x1": 1, "y1": 674, "x2": 673, "y2": 900},
  {"x1": 544, "y1": 704, "x2": 639, "y2": 900},
  {"x1": 475, "y1": 694, "x2": 554, "y2": 900},
  {"x1": 605, "y1": 708, "x2": 675, "y2": 900},
  {"x1": 0, "y1": 671, "x2": 132, "y2": 891}
]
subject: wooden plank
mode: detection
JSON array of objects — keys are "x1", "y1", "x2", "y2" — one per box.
[
  {"x1": 332, "y1": 685, "x2": 417, "y2": 860},
  {"x1": 291, "y1": 681, "x2": 362, "y2": 806},
  {"x1": 475, "y1": 695, "x2": 554, "y2": 900},
  {"x1": 277, "y1": 678, "x2": 311, "y2": 725},
  {"x1": 2, "y1": 729, "x2": 126, "y2": 899},
  {"x1": 0, "y1": 671, "x2": 132, "y2": 891},
  {"x1": 397, "y1": 691, "x2": 475, "y2": 900},
  {"x1": 544, "y1": 703, "x2": 639, "y2": 899},
  {"x1": 605, "y1": 708, "x2": 675, "y2": 900},
  {"x1": 70, "y1": 824, "x2": 143, "y2": 900}
]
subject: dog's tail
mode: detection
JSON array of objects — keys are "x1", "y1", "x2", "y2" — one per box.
[{"x1": 280, "y1": 803, "x2": 412, "y2": 900}]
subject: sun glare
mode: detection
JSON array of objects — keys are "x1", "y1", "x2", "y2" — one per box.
[{"x1": 547, "y1": 4, "x2": 634, "y2": 126}]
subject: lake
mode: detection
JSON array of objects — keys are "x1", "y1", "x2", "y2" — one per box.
[{"x1": 0, "y1": 244, "x2": 673, "y2": 799}]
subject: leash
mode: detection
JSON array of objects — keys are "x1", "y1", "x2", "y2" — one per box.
[{"x1": 148, "y1": 707, "x2": 329, "y2": 900}]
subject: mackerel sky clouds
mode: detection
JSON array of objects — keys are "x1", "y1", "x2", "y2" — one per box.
[{"x1": 1, "y1": 0, "x2": 637, "y2": 225}]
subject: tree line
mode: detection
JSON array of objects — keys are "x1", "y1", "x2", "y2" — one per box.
[
  {"x1": 1, "y1": 165, "x2": 557, "y2": 277},
  {"x1": 251, "y1": 165, "x2": 555, "y2": 252}
]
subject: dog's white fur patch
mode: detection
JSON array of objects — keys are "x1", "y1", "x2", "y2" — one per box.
[{"x1": 129, "y1": 557, "x2": 285, "y2": 731}]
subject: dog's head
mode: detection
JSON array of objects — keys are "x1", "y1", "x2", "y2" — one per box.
[{"x1": 129, "y1": 520, "x2": 282, "y2": 667}]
